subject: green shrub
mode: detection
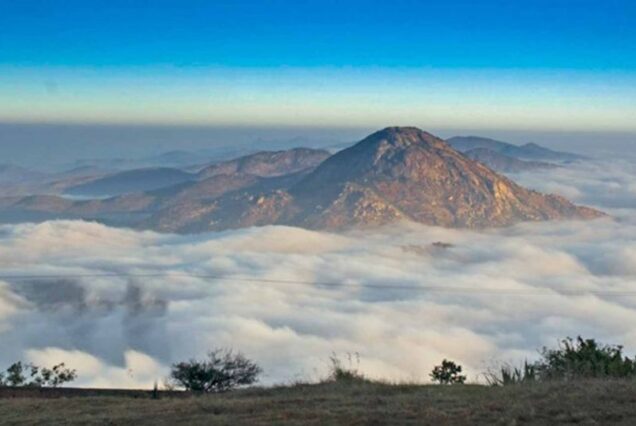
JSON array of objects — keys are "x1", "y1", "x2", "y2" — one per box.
[
  {"x1": 536, "y1": 336, "x2": 636, "y2": 380},
  {"x1": 327, "y1": 352, "x2": 366, "y2": 383},
  {"x1": 487, "y1": 336, "x2": 636, "y2": 386},
  {"x1": 485, "y1": 361, "x2": 537, "y2": 386},
  {"x1": 0, "y1": 361, "x2": 76, "y2": 387},
  {"x1": 170, "y1": 349, "x2": 262, "y2": 392},
  {"x1": 430, "y1": 359, "x2": 466, "y2": 384}
]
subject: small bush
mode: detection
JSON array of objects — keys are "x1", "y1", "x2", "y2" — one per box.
[
  {"x1": 484, "y1": 361, "x2": 537, "y2": 386},
  {"x1": 327, "y1": 352, "x2": 366, "y2": 383},
  {"x1": 537, "y1": 336, "x2": 636, "y2": 380},
  {"x1": 430, "y1": 359, "x2": 466, "y2": 384},
  {"x1": 170, "y1": 349, "x2": 262, "y2": 393},
  {"x1": 0, "y1": 361, "x2": 77, "y2": 387},
  {"x1": 486, "y1": 336, "x2": 636, "y2": 386}
]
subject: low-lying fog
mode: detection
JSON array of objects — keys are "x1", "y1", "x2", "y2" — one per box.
[{"x1": 1, "y1": 156, "x2": 636, "y2": 388}]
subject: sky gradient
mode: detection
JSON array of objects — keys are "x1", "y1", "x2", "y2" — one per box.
[{"x1": 1, "y1": 0, "x2": 635, "y2": 130}]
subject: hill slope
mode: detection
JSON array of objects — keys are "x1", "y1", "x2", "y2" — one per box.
[
  {"x1": 1, "y1": 379, "x2": 634, "y2": 425},
  {"x1": 197, "y1": 148, "x2": 330, "y2": 179},
  {"x1": 148, "y1": 127, "x2": 603, "y2": 232},
  {"x1": 447, "y1": 136, "x2": 586, "y2": 161},
  {"x1": 0, "y1": 148, "x2": 330, "y2": 227},
  {"x1": 61, "y1": 148, "x2": 331, "y2": 198},
  {"x1": 0, "y1": 164, "x2": 46, "y2": 183},
  {"x1": 0, "y1": 129, "x2": 602, "y2": 232},
  {"x1": 463, "y1": 148, "x2": 559, "y2": 172},
  {"x1": 65, "y1": 167, "x2": 196, "y2": 197}
]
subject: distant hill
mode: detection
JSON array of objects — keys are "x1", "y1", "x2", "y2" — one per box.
[
  {"x1": 0, "y1": 148, "x2": 331, "y2": 225},
  {"x1": 65, "y1": 146, "x2": 258, "y2": 172},
  {"x1": 65, "y1": 168, "x2": 197, "y2": 197},
  {"x1": 447, "y1": 136, "x2": 586, "y2": 162},
  {"x1": 146, "y1": 127, "x2": 603, "y2": 233},
  {"x1": 463, "y1": 148, "x2": 559, "y2": 173},
  {"x1": 197, "y1": 148, "x2": 331, "y2": 179},
  {"x1": 0, "y1": 129, "x2": 603, "y2": 232},
  {"x1": 62, "y1": 148, "x2": 330, "y2": 198},
  {"x1": 0, "y1": 164, "x2": 45, "y2": 183}
]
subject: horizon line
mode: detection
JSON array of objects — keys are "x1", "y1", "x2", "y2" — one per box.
[{"x1": 2, "y1": 119, "x2": 636, "y2": 135}]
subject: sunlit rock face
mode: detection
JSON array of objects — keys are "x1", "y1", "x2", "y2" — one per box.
[
  {"x1": 3, "y1": 128, "x2": 601, "y2": 233},
  {"x1": 154, "y1": 127, "x2": 602, "y2": 232}
]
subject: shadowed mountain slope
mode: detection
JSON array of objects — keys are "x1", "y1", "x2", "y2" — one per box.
[
  {"x1": 463, "y1": 148, "x2": 559, "y2": 173},
  {"x1": 65, "y1": 167, "x2": 196, "y2": 197},
  {"x1": 0, "y1": 148, "x2": 330, "y2": 227},
  {"x1": 147, "y1": 127, "x2": 603, "y2": 232},
  {"x1": 447, "y1": 136, "x2": 586, "y2": 162},
  {"x1": 197, "y1": 148, "x2": 331, "y2": 179}
]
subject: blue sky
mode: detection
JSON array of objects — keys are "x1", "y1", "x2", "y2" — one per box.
[{"x1": 1, "y1": 0, "x2": 635, "y2": 130}]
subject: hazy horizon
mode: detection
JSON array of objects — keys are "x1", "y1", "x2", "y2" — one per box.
[{"x1": 2, "y1": 121, "x2": 635, "y2": 169}]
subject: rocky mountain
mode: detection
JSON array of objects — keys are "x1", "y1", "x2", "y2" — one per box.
[
  {"x1": 447, "y1": 136, "x2": 586, "y2": 162},
  {"x1": 463, "y1": 148, "x2": 559, "y2": 173},
  {"x1": 63, "y1": 146, "x2": 257, "y2": 172},
  {"x1": 0, "y1": 147, "x2": 330, "y2": 226},
  {"x1": 65, "y1": 167, "x2": 197, "y2": 197},
  {"x1": 0, "y1": 128, "x2": 603, "y2": 232},
  {"x1": 197, "y1": 148, "x2": 331, "y2": 179},
  {"x1": 146, "y1": 127, "x2": 603, "y2": 233},
  {"x1": 0, "y1": 164, "x2": 45, "y2": 183},
  {"x1": 62, "y1": 148, "x2": 331, "y2": 198}
]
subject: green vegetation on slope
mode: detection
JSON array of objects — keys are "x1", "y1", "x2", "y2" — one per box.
[{"x1": 2, "y1": 379, "x2": 636, "y2": 425}]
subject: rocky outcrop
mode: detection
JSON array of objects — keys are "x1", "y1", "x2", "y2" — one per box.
[{"x1": 148, "y1": 127, "x2": 604, "y2": 232}]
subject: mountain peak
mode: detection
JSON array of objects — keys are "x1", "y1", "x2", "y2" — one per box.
[
  {"x1": 25, "y1": 127, "x2": 603, "y2": 233},
  {"x1": 281, "y1": 127, "x2": 604, "y2": 230},
  {"x1": 374, "y1": 126, "x2": 430, "y2": 136},
  {"x1": 359, "y1": 126, "x2": 445, "y2": 150}
]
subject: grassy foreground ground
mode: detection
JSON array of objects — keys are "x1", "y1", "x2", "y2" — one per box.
[{"x1": 2, "y1": 379, "x2": 636, "y2": 425}]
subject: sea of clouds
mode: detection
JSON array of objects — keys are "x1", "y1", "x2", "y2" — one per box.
[{"x1": 1, "y1": 157, "x2": 636, "y2": 388}]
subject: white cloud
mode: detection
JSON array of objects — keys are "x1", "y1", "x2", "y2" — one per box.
[
  {"x1": 1, "y1": 157, "x2": 636, "y2": 387},
  {"x1": 511, "y1": 158, "x2": 636, "y2": 210},
  {"x1": 25, "y1": 347, "x2": 167, "y2": 389}
]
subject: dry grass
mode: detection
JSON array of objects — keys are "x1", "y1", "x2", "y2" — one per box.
[{"x1": 2, "y1": 379, "x2": 636, "y2": 425}]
